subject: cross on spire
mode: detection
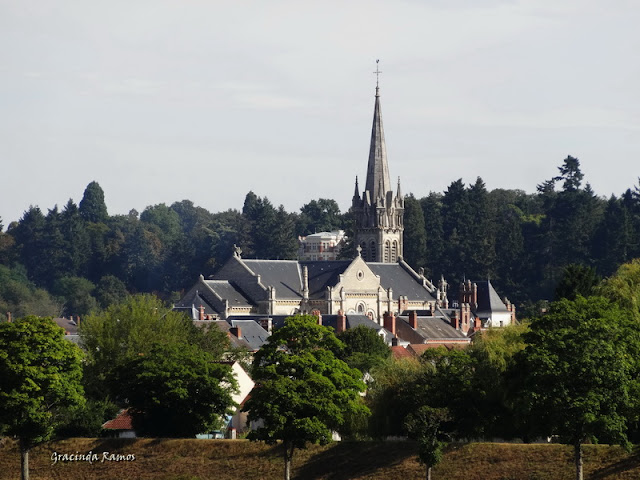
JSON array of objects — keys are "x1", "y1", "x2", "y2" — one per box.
[{"x1": 374, "y1": 59, "x2": 381, "y2": 95}]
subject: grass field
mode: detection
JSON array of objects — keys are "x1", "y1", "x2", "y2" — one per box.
[{"x1": 0, "y1": 438, "x2": 639, "y2": 480}]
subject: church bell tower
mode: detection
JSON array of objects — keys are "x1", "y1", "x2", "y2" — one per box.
[{"x1": 351, "y1": 63, "x2": 404, "y2": 263}]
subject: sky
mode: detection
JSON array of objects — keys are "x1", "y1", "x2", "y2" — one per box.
[{"x1": 1, "y1": 0, "x2": 639, "y2": 225}]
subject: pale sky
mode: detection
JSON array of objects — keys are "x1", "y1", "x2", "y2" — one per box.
[{"x1": 1, "y1": 1, "x2": 639, "y2": 225}]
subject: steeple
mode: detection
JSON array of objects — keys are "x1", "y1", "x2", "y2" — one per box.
[
  {"x1": 365, "y1": 81, "x2": 391, "y2": 202},
  {"x1": 351, "y1": 61, "x2": 404, "y2": 264}
]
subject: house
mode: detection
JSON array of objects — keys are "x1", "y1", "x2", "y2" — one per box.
[
  {"x1": 102, "y1": 409, "x2": 136, "y2": 438},
  {"x1": 298, "y1": 230, "x2": 346, "y2": 261}
]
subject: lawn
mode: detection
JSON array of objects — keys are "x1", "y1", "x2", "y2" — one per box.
[{"x1": 0, "y1": 438, "x2": 639, "y2": 480}]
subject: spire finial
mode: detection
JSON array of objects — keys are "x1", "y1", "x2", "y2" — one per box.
[{"x1": 374, "y1": 59, "x2": 381, "y2": 96}]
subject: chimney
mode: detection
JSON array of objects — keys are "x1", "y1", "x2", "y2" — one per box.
[
  {"x1": 76, "y1": 316, "x2": 81, "y2": 327},
  {"x1": 230, "y1": 326, "x2": 242, "y2": 339},
  {"x1": 472, "y1": 282, "x2": 478, "y2": 308},
  {"x1": 408, "y1": 310, "x2": 418, "y2": 329},
  {"x1": 199, "y1": 305, "x2": 205, "y2": 321},
  {"x1": 302, "y1": 266, "x2": 309, "y2": 301},
  {"x1": 398, "y1": 296, "x2": 408, "y2": 314},
  {"x1": 337, "y1": 310, "x2": 346, "y2": 333},
  {"x1": 452, "y1": 310, "x2": 460, "y2": 330},
  {"x1": 473, "y1": 316, "x2": 482, "y2": 333},
  {"x1": 383, "y1": 311, "x2": 396, "y2": 336},
  {"x1": 7, "y1": 312, "x2": 12, "y2": 323},
  {"x1": 311, "y1": 309, "x2": 322, "y2": 325}
]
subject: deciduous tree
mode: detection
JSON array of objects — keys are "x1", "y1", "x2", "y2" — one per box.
[
  {"x1": 244, "y1": 315, "x2": 369, "y2": 480},
  {"x1": 0, "y1": 317, "x2": 84, "y2": 480},
  {"x1": 515, "y1": 296, "x2": 636, "y2": 480}
]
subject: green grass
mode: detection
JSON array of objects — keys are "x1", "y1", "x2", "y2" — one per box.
[{"x1": 0, "y1": 438, "x2": 639, "y2": 480}]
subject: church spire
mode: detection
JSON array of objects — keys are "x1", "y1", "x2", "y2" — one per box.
[{"x1": 365, "y1": 60, "x2": 391, "y2": 202}]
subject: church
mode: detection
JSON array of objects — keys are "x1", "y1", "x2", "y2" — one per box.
[{"x1": 175, "y1": 78, "x2": 516, "y2": 344}]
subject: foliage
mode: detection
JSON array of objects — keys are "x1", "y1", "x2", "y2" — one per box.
[
  {"x1": 597, "y1": 258, "x2": 640, "y2": 320},
  {"x1": 244, "y1": 315, "x2": 369, "y2": 480},
  {"x1": 0, "y1": 265, "x2": 61, "y2": 320},
  {"x1": 554, "y1": 264, "x2": 600, "y2": 301},
  {"x1": 79, "y1": 181, "x2": 108, "y2": 223},
  {"x1": 0, "y1": 316, "x2": 84, "y2": 480},
  {"x1": 515, "y1": 296, "x2": 636, "y2": 480},
  {"x1": 80, "y1": 294, "x2": 229, "y2": 400},
  {"x1": 366, "y1": 357, "x2": 424, "y2": 438},
  {"x1": 336, "y1": 324, "x2": 391, "y2": 373},
  {"x1": 405, "y1": 406, "x2": 450, "y2": 480},
  {"x1": 119, "y1": 342, "x2": 237, "y2": 437},
  {"x1": 54, "y1": 398, "x2": 119, "y2": 437}
]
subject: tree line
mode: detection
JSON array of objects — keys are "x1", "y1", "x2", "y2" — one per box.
[{"x1": 1, "y1": 156, "x2": 639, "y2": 319}]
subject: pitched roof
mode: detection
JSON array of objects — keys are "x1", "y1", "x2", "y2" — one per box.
[
  {"x1": 203, "y1": 280, "x2": 252, "y2": 307},
  {"x1": 368, "y1": 263, "x2": 436, "y2": 301},
  {"x1": 474, "y1": 280, "x2": 509, "y2": 315},
  {"x1": 242, "y1": 260, "x2": 302, "y2": 300},
  {"x1": 229, "y1": 319, "x2": 270, "y2": 351},
  {"x1": 303, "y1": 261, "x2": 351, "y2": 297},
  {"x1": 391, "y1": 345, "x2": 413, "y2": 359},
  {"x1": 102, "y1": 409, "x2": 134, "y2": 430}
]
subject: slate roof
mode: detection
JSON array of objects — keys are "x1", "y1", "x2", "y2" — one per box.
[
  {"x1": 474, "y1": 280, "x2": 509, "y2": 316},
  {"x1": 242, "y1": 260, "x2": 302, "y2": 300},
  {"x1": 368, "y1": 263, "x2": 436, "y2": 301},
  {"x1": 174, "y1": 292, "x2": 219, "y2": 316},
  {"x1": 103, "y1": 409, "x2": 134, "y2": 431},
  {"x1": 396, "y1": 315, "x2": 468, "y2": 345},
  {"x1": 53, "y1": 317, "x2": 79, "y2": 335},
  {"x1": 302, "y1": 261, "x2": 352, "y2": 296},
  {"x1": 203, "y1": 280, "x2": 252, "y2": 307},
  {"x1": 229, "y1": 319, "x2": 270, "y2": 351}
]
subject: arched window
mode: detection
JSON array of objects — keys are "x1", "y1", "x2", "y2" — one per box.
[
  {"x1": 370, "y1": 241, "x2": 376, "y2": 262},
  {"x1": 384, "y1": 240, "x2": 390, "y2": 263},
  {"x1": 392, "y1": 240, "x2": 398, "y2": 262},
  {"x1": 356, "y1": 302, "x2": 366, "y2": 313}
]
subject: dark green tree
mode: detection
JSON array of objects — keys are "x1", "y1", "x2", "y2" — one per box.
[
  {"x1": 420, "y1": 193, "x2": 444, "y2": 278},
  {"x1": 0, "y1": 317, "x2": 84, "y2": 480},
  {"x1": 403, "y1": 194, "x2": 427, "y2": 269},
  {"x1": 297, "y1": 198, "x2": 343, "y2": 236},
  {"x1": 244, "y1": 315, "x2": 369, "y2": 480},
  {"x1": 336, "y1": 324, "x2": 391, "y2": 373},
  {"x1": 515, "y1": 296, "x2": 636, "y2": 480},
  {"x1": 467, "y1": 177, "x2": 496, "y2": 279},
  {"x1": 52, "y1": 276, "x2": 98, "y2": 316},
  {"x1": 120, "y1": 342, "x2": 236, "y2": 437},
  {"x1": 79, "y1": 181, "x2": 108, "y2": 223},
  {"x1": 554, "y1": 264, "x2": 600, "y2": 301}
]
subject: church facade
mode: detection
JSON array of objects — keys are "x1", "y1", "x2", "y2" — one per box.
[{"x1": 175, "y1": 81, "x2": 516, "y2": 339}]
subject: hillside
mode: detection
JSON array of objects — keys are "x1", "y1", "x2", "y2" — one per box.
[{"x1": 1, "y1": 438, "x2": 639, "y2": 480}]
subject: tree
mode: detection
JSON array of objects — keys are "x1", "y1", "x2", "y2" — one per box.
[
  {"x1": 336, "y1": 324, "x2": 391, "y2": 373},
  {"x1": 298, "y1": 198, "x2": 342, "y2": 236},
  {"x1": 515, "y1": 296, "x2": 636, "y2": 480},
  {"x1": 79, "y1": 181, "x2": 108, "y2": 223},
  {"x1": 119, "y1": 342, "x2": 237, "y2": 437},
  {"x1": 554, "y1": 264, "x2": 600, "y2": 301},
  {"x1": 80, "y1": 294, "x2": 229, "y2": 400},
  {"x1": 403, "y1": 194, "x2": 427, "y2": 269},
  {"x1": 244, "y1": 315, "x2": 369, "y2": 480},
  {"x1": 0, "y1": 317, "x2": 84, "y2": 480},
  {"x1": 405, "y1": 406, "x2": 450, "y2": 480}
]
